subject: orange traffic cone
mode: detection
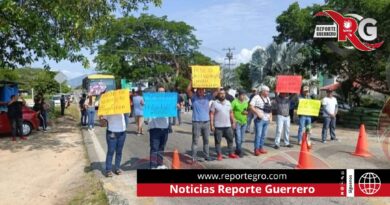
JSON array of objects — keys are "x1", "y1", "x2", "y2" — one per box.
[
  {"x1": 352, "y1": 124, "x2": 371, "y2": 157},
  {"x1": 171, "y1": 149, "x2": 181, "y2": 169},
  {"x1": 296, "y1": 133, "x2": 313, "y2": 169}
]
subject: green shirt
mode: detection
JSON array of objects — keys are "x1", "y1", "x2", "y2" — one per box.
[{"x1": 231, "y1": 99, "x2": 248, "y2": 125}]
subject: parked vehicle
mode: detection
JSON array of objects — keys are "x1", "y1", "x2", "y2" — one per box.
[{"x1": 0, "y1": 106, "x2": 40, "y2": 136}]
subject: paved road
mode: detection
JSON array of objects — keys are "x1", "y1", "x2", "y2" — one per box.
[{"x1": 82, "y1": 110, "x2": 390, "y2": 205}]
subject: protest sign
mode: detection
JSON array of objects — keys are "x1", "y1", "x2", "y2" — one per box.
[
  {"x1": 143, "y1": 92, "x2": 178, "y2": 118},
  {"x1": 191, "y1": 65, "x2": 221, "y2": 88},
  {"x1": 98, "y1": 89, "x2": 130, "y2": 116},
  {"x1": 275, "y1": 75, "x2": 302, "y2": 94},
  {"x1": 297, "y1": 99, "x2": 321, "y2": 116}
]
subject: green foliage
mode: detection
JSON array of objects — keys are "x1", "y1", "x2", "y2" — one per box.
[
  {"x1": 0, "y1": 68, "x2": 71, "y2": 95},
  {"x1": 0, "y1": 0, "x2": 161, "y2": 69},
  {"x1": 95, "y1": 14, "x2": 204, "y2": 84},
  {"x1": 235, "y1": 63, "x2": 252, "y2": 91},
  {"x1": 274, "y1": 0, "x2": 390, "y2": 94}
]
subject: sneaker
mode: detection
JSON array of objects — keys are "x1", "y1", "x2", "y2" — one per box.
[
  {"x1": 298, "y1": 141, "x2": 302, "y2": 145},
  {"x1": 273, "y1": 145, "x2": 280, "y2": 149},
  {"x1": 114, "y1": 169, "x2": 123, "y2": 175},
  {"x1": 157, "y1": 165, "x2": 168, "y2": 169},
  {"x1": 217, "y1": 154, "x2": 223, "y2": 161},
  {"x1": 322, "y1": 140, "x2": 327, "y2": 144},
  {"x1": 245, "y1": 130, "x2": 250, "y2": 133},
  {"x1": 254, "y1": 149, "x2": 261, "y2": 156},
  {"x1": 331, "y1": 138, "x2": 339, "y2": 142},
  {"x1": 21, "y1": 136, "x2": 28, "y2": 140},
  {"x1": 228, "y1": 153, "x2": 239, "y2": 159},
  {"x1": 204, "y1": 156, "x2": 213, "y2": 161},
  {"x1": 239, "y1": 152, "x2": 244, "y2": 158},
  {"x1": 259, "y1": 148, "x2": 267, "y2": 154},
  {"x1": 106, "y1": 171, "x2": 113, "y2": 177},
  {"x1": 285, "y1": 144, "x2": 294, "y2": 148},
  {"x1": 235, "y1": 149, "x2": 241, "y2": 156}
]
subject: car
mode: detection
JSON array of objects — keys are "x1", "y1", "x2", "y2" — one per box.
[
  {"x1": 0, "y1": 106, "x2": 40, "y2": 136},
  {"x1": 51, "y1": 95, "x2": 61, "y2": 106}
]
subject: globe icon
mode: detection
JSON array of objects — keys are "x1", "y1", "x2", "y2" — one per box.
[{"x1": 358, "y1": 172, "x2": 381, "y2": 195}]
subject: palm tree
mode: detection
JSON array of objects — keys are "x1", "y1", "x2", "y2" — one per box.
[{"x1": 249, "y1": 42, "x2": 305, "y2": 87}]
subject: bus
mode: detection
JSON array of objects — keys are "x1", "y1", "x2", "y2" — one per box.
[{"x1": 82, "y1": 74, "x2": 116, "y2": 95}]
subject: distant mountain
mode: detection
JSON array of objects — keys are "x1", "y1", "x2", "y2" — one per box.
[{"x1": 68, "y1": 74, "x2": 88, "y2": 88}]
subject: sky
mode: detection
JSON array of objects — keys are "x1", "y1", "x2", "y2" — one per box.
[{"x1": 31, "y1": 0, "x2": 324, "y2": 79}]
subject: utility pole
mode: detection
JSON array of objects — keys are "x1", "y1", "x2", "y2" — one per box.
[
  {"x1": 223, "y1": 47, "x2": 235, "y2": 69},
  {"x1": 222, "y1": 47, "x2": 235, "y2": 87}
]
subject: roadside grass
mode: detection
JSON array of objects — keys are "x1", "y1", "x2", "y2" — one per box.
[{"x1": 62, "y1": 103, "x2": 108, "y2": 205}]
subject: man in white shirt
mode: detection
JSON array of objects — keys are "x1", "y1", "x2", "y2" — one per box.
[
  {"x1": 249, "y1": 85, "x2": 272, "y2": 156},
  {"x1": 148, "y1": 85, "x2": 171, "y2": 169},
  {"x1": 321, "y1": 90, "x2": 338, "y2": 143},
  {"x1": 99, "y1": 113, "x2": 127, "y2": 177},
  {"x1": 210, "y1": 89, "x2": 238, "y2": 161}
]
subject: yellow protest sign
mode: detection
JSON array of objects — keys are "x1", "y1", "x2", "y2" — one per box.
[
  {"x1": 98, "y1": 89, "x2": 131, "y2": 116},
  {"x1": 297, "y1": 99, "x2": 321, "y2": 117},
  {"x1": 191, "y1": 65, "x2": 221, "y2": 88}
]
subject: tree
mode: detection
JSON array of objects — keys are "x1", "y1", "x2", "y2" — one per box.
[
  {"x1": 0, "y1": 68, "x2": 70, "y2": 95},
  {"x1": 94, "y1": 14, "x2": 201, "y2": 85},
  {"x1": 274, "y1": 0, "x2": 390, "y2": 94},
  {"x1": 248, "y1": 42, "x2": 306, "y2": 87},
  {"x1": 235, "y1": 63, "x2": 252, "y2": 91},
  {"x1": 0, "y1": 0, "x2": 161, "y2": 69}
]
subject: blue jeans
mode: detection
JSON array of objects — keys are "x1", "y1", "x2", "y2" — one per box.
[
  {"x1": 235, "y1": 123, "x2": 247, "y2": 152},
  {"x1": 80, "y1": 109, "x2": 87, "y2": 126},
  {"x1": 322, "y1": 117, "x2": 336, "y2": 141},
  {"x1": 124, "y1": 113, "x2": 130, "y2": 129},
  {"x1": 149, "y1": 128, "x2": 169, "y2": 168},
  {"x1": 246, "y1": 112, "x2": 254, "y2": 132},
  {"x1": 275, "y1": 115, "x2": 290, "y2": 146},
  {"x1": 297, "y1": 116, "x2": 311, "y2": 143},
  {"x1": 105, "y1": 130, "x2": 126, "y2": 172},
  {"x1": 87, "y1": 108, "x2": 95, "y2": 128},
  {"x1": 254, "y1": 118, "x2": 269, "y2": 150}
]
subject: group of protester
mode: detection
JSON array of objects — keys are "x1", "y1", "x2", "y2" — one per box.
[{"x1": 94, "y1": 82, "x2": 339, "y2": 177}]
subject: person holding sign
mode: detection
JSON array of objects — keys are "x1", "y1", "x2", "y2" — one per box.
[
  {"x1": 187, "y1": 81, "x2": 218, "y2": 162},
  {"x1": 147, "y1": 85, "x2": 171, "y2": 169},
  {"x1": 249, "y1": 85, "x2": 272, "y2": 156},
  {"x1": 273, "y1": 93, "x2": 295, "y2": 149},
  {"x1": 210, "y1": 89, "x2": 239, "y2": 160},
  {"x1": 231, "y1": 89, "x2": 248, "y2": 157},
  {"x1": 297, "y1": 86, "x2": 313, "y2": 145},
  {"x1": 321, "y1": 90, "x2": 338, "y2": 143},
  {"x1": 99, "y1": 113, "x2": 127, "y2": 177},
  {"x1": 133, "y1": 90, "x2": 144, "y2": 136}
]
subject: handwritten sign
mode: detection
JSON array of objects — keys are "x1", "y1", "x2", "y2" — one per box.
[
  {"x1": 191, "y1": 65, "x2": 221, "y2": 88},
  {"x1": 297, "y1": 99, "x2": 321, "y2": 117},
  {"x1": 275, "y1": 75, "x2": 302, "y2": 94},
  {"x1": 143, "y1": 92, "x2": 178, "y2": 118},
  {"x1": 98, "y1": 89, "x2": 131, "y2": 116}
]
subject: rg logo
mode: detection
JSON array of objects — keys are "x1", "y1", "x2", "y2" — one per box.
[{"x1": 314, "y1": 10, "x2": 384, "y2": 51}]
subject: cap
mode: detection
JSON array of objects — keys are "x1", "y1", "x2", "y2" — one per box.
[{"x1": 238, "y1": 89, "x2": 246, "y2": 95}]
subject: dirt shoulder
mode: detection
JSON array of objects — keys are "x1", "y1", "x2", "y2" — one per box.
[{"x1": 0, "y1": 108, "x2": 107, "y2": 205}]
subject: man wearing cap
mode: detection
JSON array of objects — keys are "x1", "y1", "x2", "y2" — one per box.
[
  {"x1": 321, "y1": 90, "x2": 338, "y2": 143},
  {"x1": 297, "y1": 86, "x2": 313, "y2": 145},
  {"x1": 274, "y1": 93, "x2": 294, "y2": 149},
  {"x1": 187, "y1": 82, "x2": 218, "y2": 162},
  {"x1": 249, "y1": 85, "x2": 272, "y2": 156},
  {"x1": 210, "y1": 89, "x2": 238, "y2": 160},
  {"x1": 246, "y1": 88, "x2": 257, "y2": 133},
  {"x1": 231, "y1": 89, "x2": 248, "y2": 157}
]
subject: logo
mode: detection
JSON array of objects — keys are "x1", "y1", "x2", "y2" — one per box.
[
  {"x1": 314, "y1": 10, "x2": 384, "y2": 51},
  {"x1": 358, "y1": 172, "x2": 381, "y2": 195}
]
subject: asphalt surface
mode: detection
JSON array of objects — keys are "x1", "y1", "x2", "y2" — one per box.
[{"x1": 81, "y1": 109, "x2": 390, "y2": 205}]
